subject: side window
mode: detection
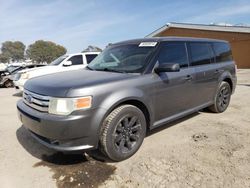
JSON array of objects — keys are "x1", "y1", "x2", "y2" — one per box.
[
  {"x1": 189, "y1": 43, "x2": 214, "y2": 66},
  {"x1": 158, "y1": 42, "x2": 188, "y2": 68},
  {"x1": 86, "y1": 54, "x2": 98, "y2": 64},
  {"x1": 213, "y1": 42, "x2": 232, "y2": 63},
  {"x1": 68, "y1": 55, "x2": 83, "y2": 65}
]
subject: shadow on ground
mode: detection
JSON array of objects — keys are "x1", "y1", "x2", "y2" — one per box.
[
  {"x1": 12, "y1": 91, "x2": 22, "y2": 97},
  {"x1": 16, "y1": 126, "x2": 116, "y2": 188},
  {"x1": 237, "y1": 84, "x2": 250, "y2": 87}
]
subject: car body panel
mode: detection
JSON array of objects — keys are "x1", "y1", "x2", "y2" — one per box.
[{"x1": 16, "y1": 37, "x2": 237, "y2": 152}]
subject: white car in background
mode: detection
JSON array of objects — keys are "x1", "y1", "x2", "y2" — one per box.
[{"x1": 14, "y1": 52, "x2": 100, "y2": 91}]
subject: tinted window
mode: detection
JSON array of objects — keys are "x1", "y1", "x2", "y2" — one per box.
[
  {"x1": 189, "y1": 43, "x2": 213, "y2": 66},
  {"x1": 213, "y1": 42, "x2": 232, "y2": 62},
  {"x1": 86, "y1": 54, "x2": 98, "y2": 64},
  {"x1": 158, "y1": 42, "x2": 188, "y2": 68},
  {"x1": 68, "y1": 55, "x2": 83, "y2": 65}
]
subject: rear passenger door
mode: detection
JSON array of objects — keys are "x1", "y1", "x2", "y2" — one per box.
[
  {"x1": 153, "y1": 42, "x2": 197, "y2": 122},
  {"x1": 188, "y1": 42, "x2": 218, "y2": 105}
]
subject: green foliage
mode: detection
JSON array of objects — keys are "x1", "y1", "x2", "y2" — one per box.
[
  {"x1": 0, "y1": 41, "x2": 25, "y2": 63},
  {"x1": 0, "y1": 53, "x2": 9, "y2": 63},
  {"x1": 26, "y1": 40, "x2": 67, "y2": 63}
]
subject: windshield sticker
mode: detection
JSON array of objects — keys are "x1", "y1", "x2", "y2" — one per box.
[{"x1": 139, "y1": 42, "x2": 157, "y2": 47}]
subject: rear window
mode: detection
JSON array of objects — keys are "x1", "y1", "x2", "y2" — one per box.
[
  {"x1": 213, "y1": 42, "x2": 232, "y2": 63},
  {"x1": 189, "y1": 42, "x2": 214, "y2": 66}
]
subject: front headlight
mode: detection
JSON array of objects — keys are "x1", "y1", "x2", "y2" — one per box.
[
  {"x1": 20, "y1": 72, "x2": 30, "y2": 79},
  {"x1": 48, "y1": 96, "x2": 92, "y2": 115}
]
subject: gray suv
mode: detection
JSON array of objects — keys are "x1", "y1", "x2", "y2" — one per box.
[{"x1": 17, "y1": 37, "x2": 236, "y2": 161}]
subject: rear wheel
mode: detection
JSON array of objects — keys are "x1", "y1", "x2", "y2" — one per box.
[
  {"x1": 99, "y1": 105, "x2": 146, "y2": 161},
  {"x1": 209, "y1": 81, "x2": 231, "y2": 113}
]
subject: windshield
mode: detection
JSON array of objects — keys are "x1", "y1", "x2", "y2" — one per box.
[
  {"x1": 7, "y1": 66, "x2": 19, "y2": 73},
  {"x1": 87, "y1": 44, "x2": 156, "y2": 73},
  {"x1": 50, "y1": 55, "x2": 68, "y2": 66}
]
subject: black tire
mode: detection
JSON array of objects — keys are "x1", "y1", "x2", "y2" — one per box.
[
  {"x1": 4, "y1": 80, "x2": 14, "y2": 88},
  {"x1": 99, "y1": 105, "x2": 146, "y2": 161},
  {"x1": 209, "y1": 81, "x2": 231, "y2": 113}
]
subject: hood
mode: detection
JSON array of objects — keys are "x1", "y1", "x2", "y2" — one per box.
[{"x1": 25, "y1": 69, "x2": 137, "y2": 97}]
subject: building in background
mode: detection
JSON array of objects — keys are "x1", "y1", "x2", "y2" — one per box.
[{"x1": 146, "y1": 22, "x2": 250, "y2": 68}]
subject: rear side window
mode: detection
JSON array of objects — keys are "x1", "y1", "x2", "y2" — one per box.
[
  {"x1": 189, "y1": 43, "x2": 214, "y2": 66},
  {"x1": 68, "y1": 55, "x2": 83, "y2": 65},
  {"x1": 158, "y1": 42, "x2": 188, "y2": 68},
  {"x1": 213, "y1": 42, "x2": 232, "y2": 62},
  {"x1": 86, "y1": 54, "x2": 98, "y2": 64}
]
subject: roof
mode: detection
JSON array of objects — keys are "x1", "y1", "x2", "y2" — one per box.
[
  {"x1": 113, "y1": 36, "x2": 226, "y2": 45},
  {"x1": 146, "y1": 22, "x2": 250, "y2": 37}
]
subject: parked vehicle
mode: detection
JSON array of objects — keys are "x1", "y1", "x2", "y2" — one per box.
[
  {"x1": 17, "y1": 37, "x2": 236, "y2": 161},
  {"x1": 0, "y1": 63, "x2": 7, "y2": 71},
  {"x1": 0, "y1": 64, "x2": 45, "y2": 88},
  {"x1": 14, "y1": 52, "x2": 100, "y2": 91}
]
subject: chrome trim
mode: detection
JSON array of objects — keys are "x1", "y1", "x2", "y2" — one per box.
[{"x1": 23, "y1": 89, "x2": 50, "y2": 112}]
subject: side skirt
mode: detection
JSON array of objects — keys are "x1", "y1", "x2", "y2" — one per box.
[{"x1": 151, "y1": 101, "x2": 213, "y2": 130}]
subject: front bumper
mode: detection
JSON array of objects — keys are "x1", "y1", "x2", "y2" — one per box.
[{"x1": 17, "y1": 100, "x2": 106, "y2": 152}]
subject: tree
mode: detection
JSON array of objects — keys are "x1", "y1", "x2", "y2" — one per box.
[
  {"x1": 82, "y1": 45, "x2": 102, "y2": 52},
  {"x1": 0, "y1": 41, "x2": 25, "y2": 63},
  {"x1": 0, "y1": 53, "x2": 9, "y2": 63},
  {"x1": 26, "y1": 40, "x2": 67, "y2": 64}
]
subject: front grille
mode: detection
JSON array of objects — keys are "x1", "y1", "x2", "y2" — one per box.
[{"x1": 23, "y1": 90, "x2": 50, "y2": 112}]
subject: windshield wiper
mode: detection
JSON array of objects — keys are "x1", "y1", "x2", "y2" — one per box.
[
  {"x1": 102, "y1": 68, "x2": 126, "y2": 73},
  {"x1": 88, "y1": 67, "x2": 126, "y2": 73}
]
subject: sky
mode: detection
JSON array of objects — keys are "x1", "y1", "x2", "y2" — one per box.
[{"x1": 0, "y1": 0, "x2": 250, "y2": 53}]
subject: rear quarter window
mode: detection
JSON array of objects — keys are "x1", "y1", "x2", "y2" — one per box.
[{"x1": 212, "y1": 42, "x2": 233, "y2": 63}]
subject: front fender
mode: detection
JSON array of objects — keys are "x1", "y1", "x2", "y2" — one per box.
[{"x1": 98, "y1": 88, "x2": 153, "y2": 124}]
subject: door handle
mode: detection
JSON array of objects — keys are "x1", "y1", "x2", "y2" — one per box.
[{"x1": 184, "y1": 75, "x2": 193, "y2": 81}]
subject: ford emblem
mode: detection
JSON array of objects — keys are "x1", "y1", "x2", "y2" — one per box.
[{"x1": 26, "y1": 95, "x2": 33, "y2": 103}]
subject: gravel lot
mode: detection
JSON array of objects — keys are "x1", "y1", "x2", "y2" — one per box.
[{"x1": 0, "y1": 69, "x2": 249, "y2": 188}]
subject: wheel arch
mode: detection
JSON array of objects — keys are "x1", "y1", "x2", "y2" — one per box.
[
  {"x1": 222, "y1": 77, "x2": 233, "y2": 91},
  {"x1": 218, "y1": 71, "x2": 234, "y2": 92}
]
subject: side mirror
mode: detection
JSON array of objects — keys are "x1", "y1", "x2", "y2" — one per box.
[
  {"x1": 154, "y1": 63, "x2": 180, "y2": 73},
  {"x1": 63, "y1": 61, "x2": 72, "y2": 66}
]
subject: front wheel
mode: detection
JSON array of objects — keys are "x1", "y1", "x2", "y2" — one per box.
[
  {"x1": 209, "y1": 81, "x2": 231, "y2": 113},
  {"x1": 99, "y1": 105, "x2": 146, "y2": 161},
  {"x1": 4, "y1": 80, "x2": 14, "y2": 88}
]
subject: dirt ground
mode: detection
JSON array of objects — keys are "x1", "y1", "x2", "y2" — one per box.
[{"x1": 0, "y1": 69, "x2": 249, "y2": 188}]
